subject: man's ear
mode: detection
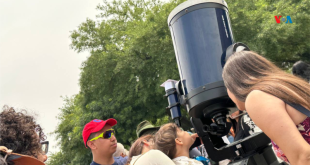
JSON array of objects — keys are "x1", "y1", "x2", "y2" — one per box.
[
  {"x1": 175, "y1": 138, "x2": 183, "y2": 145},
  {"x1": 87, "y1": 141, "x2": 96, "y2": 150}
]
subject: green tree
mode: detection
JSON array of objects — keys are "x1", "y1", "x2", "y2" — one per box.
[
  {"x1": 48, "y1": 0, "x2": 310, "y2": 164},
  {"x1": 69, "y1": 0, "x2": 192, "y2": 147},
  {"x1": 48, "y1": 0, "x2": 190, "y2": 164},
  {"x1": 228, "y1": 0, "x2": 310, "y2": 67}
]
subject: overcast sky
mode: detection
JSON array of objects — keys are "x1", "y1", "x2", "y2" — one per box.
[{"x1": 0, "y1": 0, "x2": 104, "y2": 156}]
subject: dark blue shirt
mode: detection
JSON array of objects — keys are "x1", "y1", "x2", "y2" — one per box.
[
  {"x1": 114, "y1": 156, "x2": 128, "y2": 165},
  {"x1": 90, "y1": 161, "x2": 118, "y2": 165}
]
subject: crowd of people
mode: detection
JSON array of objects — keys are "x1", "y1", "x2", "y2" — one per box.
[{"x1": 1, "y1": 51, "x2": 310, "y2": 165}]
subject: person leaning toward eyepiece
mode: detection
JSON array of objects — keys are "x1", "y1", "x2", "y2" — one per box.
[
  {"x1": 154, "y1": 123, "x2": 203, "y2": 165},
  {"x1": 135, "y1": 120, "x2": 202, "y2": 159},
  {"x1": 222, "y1": 51, "x2": 310, "y2": 165}
]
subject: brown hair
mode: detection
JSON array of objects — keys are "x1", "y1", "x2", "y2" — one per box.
[
  {"x1": 128, "y1": 135, "x2": 154, "y2": 159},
  {"x1": 222, "y1": 51, "x2": 310, "y2": 110},
  {"x1": 0, "y1": 106, "x2": 46, "y2": 162},
  {"x1": 154, "y1": 123, "x2": 178, "y2": 159}
]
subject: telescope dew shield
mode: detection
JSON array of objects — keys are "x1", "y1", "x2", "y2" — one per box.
[
  {"x1": 168, "y1": 0, "x2": 235, "y2": 118},
  {"x1": 167, "y1": 1, "x2": 281, "y2": 164}
]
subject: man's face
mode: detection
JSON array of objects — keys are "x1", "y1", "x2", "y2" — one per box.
[{"x1": 88, "y1": 125, "x2": 117, "y2": 155}]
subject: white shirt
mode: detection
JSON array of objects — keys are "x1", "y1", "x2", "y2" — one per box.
[
  {"x1": 130, "y1": 150, "x2": 175, "y2": 165},
  {"x1": 172, "y1": 156, "x2": 204, "y2": 165}
]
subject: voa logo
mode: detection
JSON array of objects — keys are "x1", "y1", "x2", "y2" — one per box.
[{"x1": 274, "y1": 16, "x2": 293, "y2": 24}]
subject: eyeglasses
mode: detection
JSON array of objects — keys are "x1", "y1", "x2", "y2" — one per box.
[
  {"x1": 40, "y1": 141, "x2": 49, "y2": 154},
  {"x1": 89, "y1": 129, "x2": 115, "y2": 141},
  {"x1": 229, "y1": 111, "x2": 247, "y2": 119}
]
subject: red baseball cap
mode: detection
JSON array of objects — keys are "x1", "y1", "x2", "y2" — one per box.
[{"x1": 82, "y1": 119, "x2": 117, "y2": 148}]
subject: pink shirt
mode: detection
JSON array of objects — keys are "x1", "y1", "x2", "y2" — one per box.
[{"x1": 271, "y1": 117, "x2": 310, "y2": 163}]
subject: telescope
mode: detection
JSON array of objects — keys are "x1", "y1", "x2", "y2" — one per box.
[{"x1": 162, "y1": 0, "x2": 287, "y2": 164}]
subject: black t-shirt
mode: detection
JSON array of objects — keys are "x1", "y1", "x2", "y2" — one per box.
[{"x1": 234, "y1": 113, "x2": 262, "y2": 141}]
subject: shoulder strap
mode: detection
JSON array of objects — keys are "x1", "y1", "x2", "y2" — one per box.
[
  {"x1": 286, "y1": 102, "x2": 310, "y2": 117},
  {"x1": 240, "y1": 115, "x2": 245, "y2": 131}
]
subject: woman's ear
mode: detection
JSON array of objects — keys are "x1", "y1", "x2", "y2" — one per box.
[
  {"x1": 175, "y1": 138, "x2": 183, "y2": 145},
  {"x1": 142, "y1": 140, "x2": 149, "y2": 146}
]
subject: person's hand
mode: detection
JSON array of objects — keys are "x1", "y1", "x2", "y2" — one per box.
[
  {"x1": 191, "y1": 133, "x2": 198, "y2": 139},
  {"x1": 0, "y1": 146, "x2": 9, "y2": 152},
  {"x1": 0, "y1": 146, "x2": 12, "y2": 154},
  {"x1": 0, "y1": 146, "x2": 13, "y2": 160},
  {"x1": 230, "y1": 127, "x2": 235, "y2": 137}
]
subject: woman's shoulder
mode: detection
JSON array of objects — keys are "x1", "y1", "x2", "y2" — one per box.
[
  {"x1": 246, "y1": 90, "x2": 284, "y2": 108},
  {"x1": 247, "y1": 90, "x2": 280, "y2": 101}
]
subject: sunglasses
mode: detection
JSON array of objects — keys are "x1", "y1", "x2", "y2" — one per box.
[
  {"x1": 40, "y1": 141, "x2": 49, "y2": 154},
  {"x1": 89, "y1": 129, "x2": 115, "y2": 141}
]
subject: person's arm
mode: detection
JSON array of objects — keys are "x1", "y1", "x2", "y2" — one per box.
[{"x1": 246, "y1": 90, "x2": 310, "y2": 165}]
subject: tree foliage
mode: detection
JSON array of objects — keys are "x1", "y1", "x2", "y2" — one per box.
[
  {"x1": 229, "y1": 0, "x2": 310, "y2": 67},
  {"x1": 48, "y1": 0, "x2": 310, "y2": 164}
]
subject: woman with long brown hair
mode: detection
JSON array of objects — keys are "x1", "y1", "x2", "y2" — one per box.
[{"x1": 222, "y1": 51, "x2": 310, "y2": 165}]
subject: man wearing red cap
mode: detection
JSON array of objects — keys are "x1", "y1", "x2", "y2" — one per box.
[{"x1": 83, "y1": 118, "x2": 118, "y2": 165}]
